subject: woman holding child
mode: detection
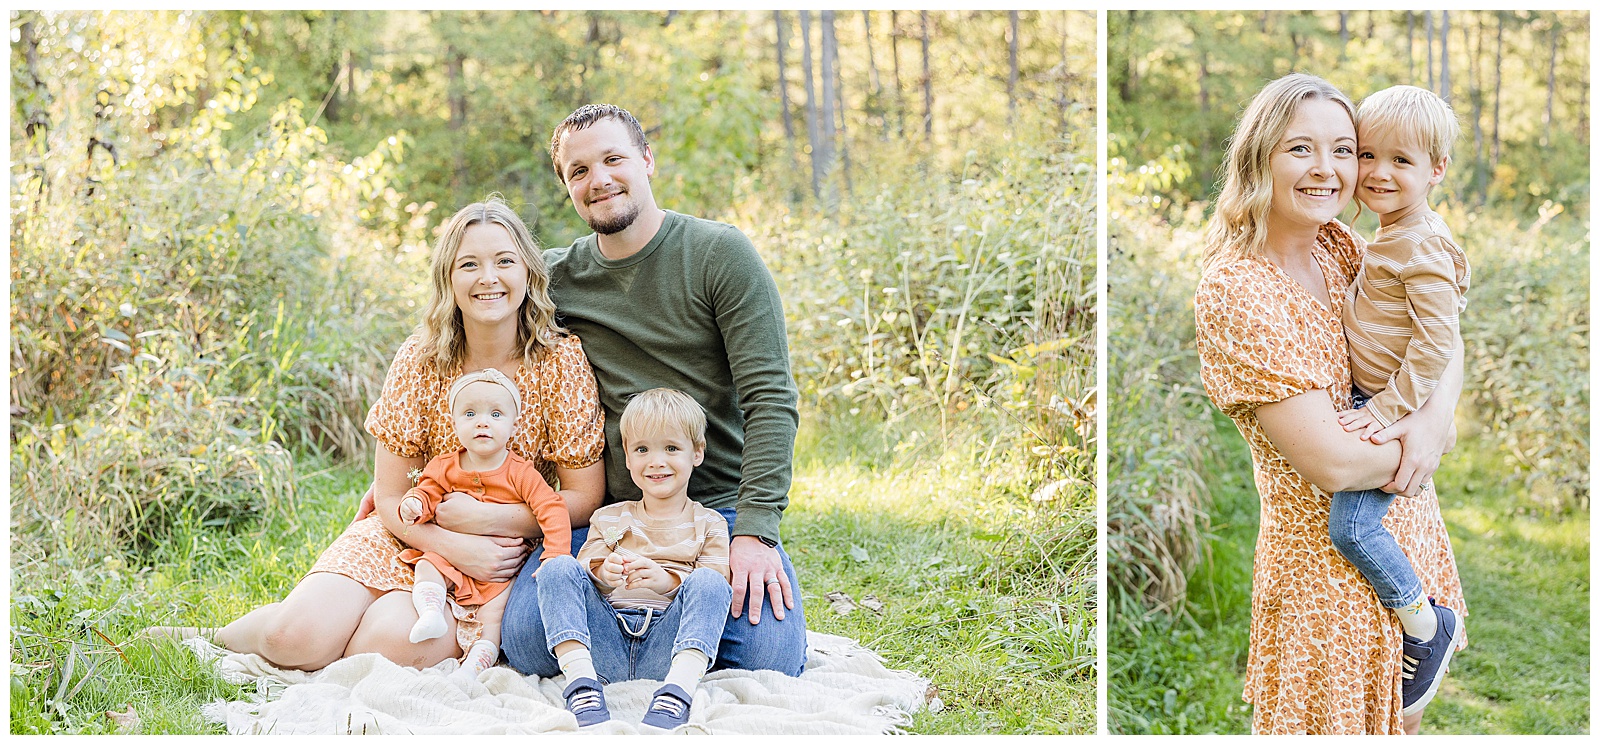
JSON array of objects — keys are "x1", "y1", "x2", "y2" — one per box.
[
  {"x1": 1193, "y1": 73, "x2": 1468, "y2": 734},
  {"x1": 213, "y1": 198, "x2": 607, "y2": 672}
]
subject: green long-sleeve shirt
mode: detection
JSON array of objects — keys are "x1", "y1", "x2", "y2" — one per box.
[{"x1": 544, "y1": 210, "x2": 799, "y2": 543}]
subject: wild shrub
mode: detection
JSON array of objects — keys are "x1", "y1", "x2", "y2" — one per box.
[
  {"x1": 1105, "y1": 200, "x2": 1214, "y2": 615},
  {"x1": 746, "y1": 130, "x2": 1096, "y2": 491},
  {"x1": 11, "y1": 17, "x2": 427, "y2": 554},
  {"x1": 1451, "y1": 207, "x2": 1591, "y2": 511}
]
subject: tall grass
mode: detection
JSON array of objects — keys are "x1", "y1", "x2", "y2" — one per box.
[
  {"x1": 745, "y1": 129, "x2": 1096, "y2": 496},
  {"x1": 1106, "y1": 202, "x2": 1214, "y2": 615}
]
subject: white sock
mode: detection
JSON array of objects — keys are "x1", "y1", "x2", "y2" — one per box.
[
  {"x1": 409, "y1": 581, "x2": 450, "y2": 643},
  {"x1": 661, "y1": 649, "x2": 711, "y2": 697},
  {"x1": 452, "y1": 639, "x2": 499, "y2": 680},
  {"x1": 1395, "y1": 593, "x2": 1438, "y2": 641},
  {"x1": 557, "y1": 647, "x2": 597, "y2": 683}
]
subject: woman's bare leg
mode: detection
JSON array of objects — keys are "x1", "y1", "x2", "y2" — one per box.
[
  {"x1": 1402, "y1": 710, "x2": 1423, "y2": 734},
  {"x1": 214, "y1": 572, "x2": 381, "y2": 671},
  {"x1": 345, "y1": 589, "x2": 461, "y2": 668}
]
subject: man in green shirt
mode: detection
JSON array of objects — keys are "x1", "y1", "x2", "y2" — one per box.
[{"x1": 502, "y1": 104, "x2": 807, "y2": 678}]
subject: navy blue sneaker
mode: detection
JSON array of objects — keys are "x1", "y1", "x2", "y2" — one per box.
[
  {"x1": 1400, "y1": 599, "x2": 1458, "y2": 716},
  {"x1": 639, "y1": 683, "x2": 693, "y2": 730},
  {"x1": 561, "y1": 677, "x2": 611, "y2": 727}
]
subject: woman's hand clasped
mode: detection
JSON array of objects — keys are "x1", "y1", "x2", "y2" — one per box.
[
  {"x1": 1368, "y1": 409, "x2": 1455, "y2": 498},
  {"x1": 444, "y1": 532, "x2": 529, "y2": 583}
]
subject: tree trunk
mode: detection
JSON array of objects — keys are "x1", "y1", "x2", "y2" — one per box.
[
  {"x1": 1059, "y1": 10, "x2": 1071, "y2": 131},
  {"x1": 819, "y1": 9, "x2": 839, "y2": 194},
  {"x1": 800, "y1": 10, "x2": 822, "y2": 200},
  {"x1": 921, "y1": 11, "x2": 934, "y2": 139},
  {"x1": 1339, "y1": 11, "x2": 1349, "y2": 51},
  {"x1": 890, "y1": 10, "x2": 905, "y2": 137},
  {"x1": 862, "y1": 12, "x2": 880, "y2": 96},
  {"x1": 829, "y1": 12, "x2": 852, "y2": 198},
  {"x1": 775, "y1": 11, "x2": 795, "y2": 145},
  {"x1": 863, "y1": 11, "x2": 886, "y2": 140},
  {"x1": 1545, "y1": 15, "x2": 1559, "y2": 140},
  {"x1": 1407, "y1": 11, "x2": 1415, "y2": 84},
  {"x1": 920, "y1": 11, "x2": 933, "y2": 140},
  {"x1": 1469, "y1": 13, "x2": 1485, "y2": 204},
  {"x1": 1492, "y1": 11, "x2": 1503, "y2": 169},
  {"x1": 1426, "y1": 12, "x2": 1436, "y2": 93},
  {"x1": 1008, "y1": 11, "x2": 1020, "y2": 123},
  {"x1": 1440, "y1": 11, "x2": 1451, "y2": 101}
]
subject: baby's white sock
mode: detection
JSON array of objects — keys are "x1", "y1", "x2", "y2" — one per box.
[
  {"x1": 557, "y1": 646, "x2": 598, "y2": 683},
  {"x1": 661, "y1": 649, "x2": 711, "y2": 698},
  {"x1": 409, "y1": 581, "x2": 450, "y2": 643},
  {"x1": 1395, "y1": 593, "x2": 1438, "y2": 641},
  {"x1": 451, "y1": 639, "x2": 499, "y2": 681}
]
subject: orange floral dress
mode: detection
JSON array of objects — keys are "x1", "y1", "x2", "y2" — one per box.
[
  {"x1": 307, "y1": 332, "x2": 605, "y2": 652},
  {"x1": 1194, "y1": 222, "x2": 1467, "y2": 734}
]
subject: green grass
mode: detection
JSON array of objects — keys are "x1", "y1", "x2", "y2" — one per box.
[
  {"x1": 1108, "y1": 412, "x2": 1591, "y2": 734},
  {"x1": 785, "y1": 414, "x2": 1096, "y2": 734},
  {"x1": 10, "y1": 414, "x2": 1093, "y2": 734}
]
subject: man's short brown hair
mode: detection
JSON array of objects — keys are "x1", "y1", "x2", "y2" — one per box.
[{"x1": 549, "y1": 104, "x2": 650, "y2": 181}]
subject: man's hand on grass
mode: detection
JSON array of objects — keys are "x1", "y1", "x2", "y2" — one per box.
[{"x1": 729, "y1": 536, "x2": 792, "y2": 625}]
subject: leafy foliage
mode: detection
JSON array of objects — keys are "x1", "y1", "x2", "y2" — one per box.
[
  {"x1": 755, "y1": 132, "x2": 1095, "y2": 490},
  {"x1": 1110, "y1": 10, "x2": 1591, "y2": 217},
  {"x1": 11, "y1": 11, "x2": 426, "y2": 555}
]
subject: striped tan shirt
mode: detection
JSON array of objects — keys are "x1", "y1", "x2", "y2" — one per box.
[
  {"x1": 577, "y1": 499, "x2": 731, "y2": 611},
  {"x1": 1342, "y1": 202, "x2": 1471, "y2": 428}
]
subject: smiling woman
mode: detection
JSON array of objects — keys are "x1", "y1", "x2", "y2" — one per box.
[
  {"x1": 202, "y1": 197, "x2": 609, "y2": 672},
  {"x1": 1188, "y1": 74, "x2": 1467, "y2": 735}
]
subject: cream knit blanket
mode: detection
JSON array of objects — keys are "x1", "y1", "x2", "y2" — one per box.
[{"x1": 190, "y1": 631, "x2": 930, "y2": 735}]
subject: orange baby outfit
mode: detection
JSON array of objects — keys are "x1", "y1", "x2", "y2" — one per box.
[
  {"x1": 398, "y1": 448, "x2": 571, "y2": 607},
  {"x1": 307, "y1": 332, "x2": 604, "y2": 652},
  {"x1": 1195, "y1": 221, "x2": 1466, "y2": 734}
]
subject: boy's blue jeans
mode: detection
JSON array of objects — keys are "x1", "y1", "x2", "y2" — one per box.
[
  {"x1": 501, "y1": 508, "x2": 809, "y2": 678},
  {"x1": 1328, "y1": 390, "x2": 1425, "y2": 608},
  {"x1": 533, "y1": 554, "x2": 731, "y2": 682}
]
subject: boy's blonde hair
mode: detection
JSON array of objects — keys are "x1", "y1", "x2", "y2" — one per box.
[
  {"x1": 1355, "y1": 85, "x2": 1461, "y2": 167},
  {"x1": 620, "y1": 388, "x2": 707, "y2": 449},
  {"x1": 1202, "y1": 73, "x2": 1356, "y2": 271}
]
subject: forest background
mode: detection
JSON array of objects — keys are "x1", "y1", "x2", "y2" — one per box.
[
  {"x1": 1107, "y1": 10, "x2": 1590, "y2": 734},
  {"x1": 9, "y1": 10, "x2": 1096, "y2": 734}
]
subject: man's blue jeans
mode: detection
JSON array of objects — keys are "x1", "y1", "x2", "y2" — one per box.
[
  {"x1": 534, "y1": 554, "x2": 731, "y2": 682},
  {"x1": 502, "y1": 507, "x2": 808, "y2": 678},
  {"x1": 1328, "y1": 390, "x2": 1424, "y2": 608}
]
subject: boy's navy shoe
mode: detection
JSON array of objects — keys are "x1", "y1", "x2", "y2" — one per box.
[
  {"x1": 1400, "y1": 598, "x2": 1458, "y2": 716},
  {"x1": 639, "y1": 683, "x2": 693, "y2": 730},
  {"x1": 561, "y1": 677, "x2": 611, "y2": 727}
]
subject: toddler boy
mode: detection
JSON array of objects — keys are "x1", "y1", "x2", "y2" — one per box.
[
  {"x1": 1335, "y1": 84, "x2": 1471, "y2": 716},
  {"x1": 537, "y1": 388, "x2": 733, "y2": 730}
]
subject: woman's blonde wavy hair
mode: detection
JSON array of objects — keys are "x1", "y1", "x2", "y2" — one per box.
[
  {"x1": 417, "y1": 195, "x2": 566, "y2": 373},
  {"x1": 1202, "y1": 73, "x2": 1355, "y2": 271}
]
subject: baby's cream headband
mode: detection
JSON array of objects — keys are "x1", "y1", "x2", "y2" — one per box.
[{"x1": 448, "y1": 368, "x2": 522, "y2": 416}]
